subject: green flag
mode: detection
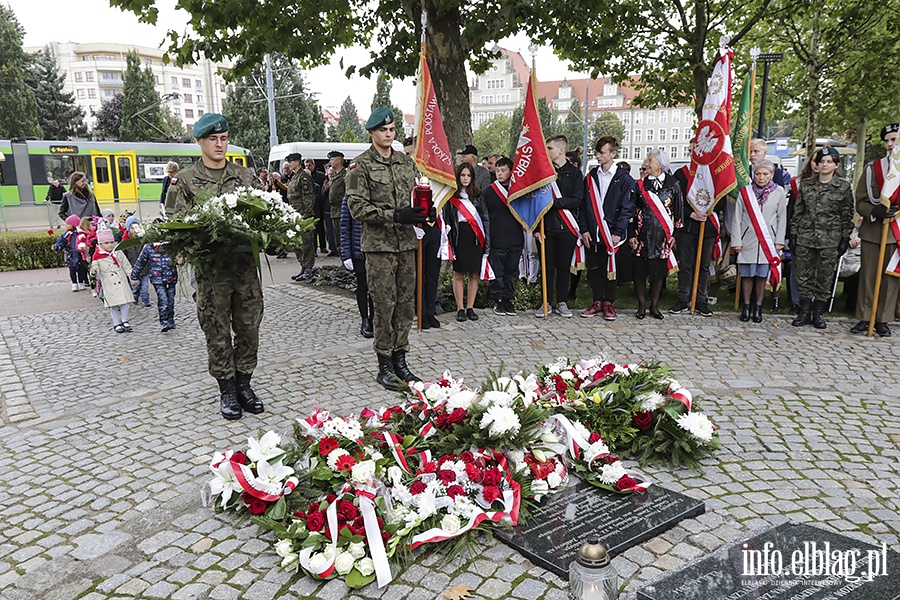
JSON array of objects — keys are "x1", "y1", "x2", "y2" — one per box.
[{"x1": 732, "y1": 72, "x2": 752, "y2": 189}]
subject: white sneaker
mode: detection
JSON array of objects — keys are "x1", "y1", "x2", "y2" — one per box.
[
  {"x1": 555, "y1": 302, "x2": 573, "y2": 318},
  {"x1": 79, "y1": 282, "x2": 89, "y2": 290},
  {"x1": 71, "y1": 283, "x2": 79, "y2": 292}
]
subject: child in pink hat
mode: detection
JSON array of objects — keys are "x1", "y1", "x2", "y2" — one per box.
[
  {"x1": 90, "y1": 228, "x2": 135, "y2": 333},
  {"x1": 52, "y1": 215, "x2": 90, "y2": 291}
]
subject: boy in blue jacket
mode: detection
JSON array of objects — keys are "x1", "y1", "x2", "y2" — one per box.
[{"x1": 131, "y1": 243, "x2": 178, "y2": 332}]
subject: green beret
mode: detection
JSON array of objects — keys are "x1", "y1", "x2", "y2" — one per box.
[
  {"x1": 814, "y1": 146, "x2": 840, "y2": 163},
  {"x1": 192, "y1": 113, "x2": 228, "y2": 138},
  {"x1": 365, "y1": 107, "x2": 394, "y2": 130},
  {"x1": 285, "y1": 153, "x2": 302, "y2": 162},
  {"x1": 327, "y1": 150, "x2": 345, "y2": 159}
]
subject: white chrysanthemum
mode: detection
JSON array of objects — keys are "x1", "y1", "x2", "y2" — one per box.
[
  {"x1": 449, "y1": 496, "x2": 478, "y2": 518},
  {"x1": 545, "y1": 357, "x2": 569, "y2": 375},
  {"x1": 598, "y1": 461, "x2": 627, "y2": 485},
  {"x1": 547, "y1": 471, "x2": 562, "y2": 488},
  {"x1": 531, "y1": 479, "x2": 549, "y2": 496},
  {"x1": 480, "y1": 405, "x2": 521, "y2": 438},
  {"x1": 481, "y1": 390, "x2": 513, "y2": 407},
  {"x1": 675, "y1": 411, "x2": 715, "y2": 443},
  {"x1": 223, "y1": 194, "x2": 238, "y2": 208},
  {"x1": 639, "y1": 391, "x2": 666, "y2": 412},
  {"x1": 586, "y1": 440, "x2": 610, "y2": 460},
  {"x1": 571, "y1": 420, "x2": 591, "y2": 443},
  {"x1": 446, "y1": 389, "x2": 477, "y2": 411},
  {"x1": 505, "y1": 449, "x2": 526, "y2": 472},
  {"x1": 326, "y1": 448, "x2": 349, "y2": 470}
]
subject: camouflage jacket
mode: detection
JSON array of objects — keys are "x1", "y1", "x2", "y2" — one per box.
[
  {"x1": 164, "y1": 159, "x2": 257, "y2": 216},
  {"x1": 287, "y1": 169, "x2": 316, "y2": 215},
  {"x1": 328, "y1": 168, "x2": 346, "y2": 208},
  {"x1": 790, "y1": 176, "x2": 854, "y2": 249},
  {"x1": 347, "y1": 145, "x2": 418, "y2": 253}
]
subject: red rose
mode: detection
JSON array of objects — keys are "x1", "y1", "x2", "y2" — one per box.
[
  {"x1": 438, "y1": 469, "x2": 456, "y2": 485},
  {"x1": 353, "y1": 515, "x2": 365, "y2": 529},
  {"x1": 615, "y1": 475, "x2": 637, "y2": 491},
  {"x1": 553, "y1": 375, "x2": 568, "y2": 393},
  {"x1": 351, "y1": 525, "x2": 366, "y2": 536},
  {"x1": 482, "y1": 468, "x2": 502, "y2": 486},
  {"x1": 293, "y1": 510, "x2": 306, "y2": 520},
  {"x1": 599, "y1": 363, "x2": 615, "y2": 378},
  {"x1": 633, "y1": 411, "x2": 653, "y2": 431},
  {"x1": 447, "y1": 408, "x2": 467, "y2": 424},
  {"x1": 482, "y1": 485, "x2": 501, "y2": 504},
  {"x1": 447, "y1": 485, "x2": 465, "y2": 499},
  {"x1": 437, "y1": 454, "x2": 455, "y2": 466},
  {"x1": 231, "y1": 451, "x2": 248, "y2": 465},
  {"x1": 422, "y1": 461, "x2": 437, "y2": 474},
  {"x1": 460, "y1": 451, "x2": 475, "y2": 464},
  {"x1": 319, "y1": 438, "x2": 339, "y2": 456},
  {"x1": 381, "y1": 531, "x2": 391, "y2": 543},
  {"x1": 47, "y1": 229, "x2": 54, "y2": 236},
  {"x1": 337, "y1": 499, "x2": 358, "y2": 522},
  {"x1": 306, "y1": 511, "x2": 325, "y2": 532},
  {"x1": 324, "y1": 494, "x2": 336, "y2": 504},
  {"x1": 335, "y1": 455, "x2": 356, "y2": 472},
  {"x1": 308, "y1": 502, "x2": 320, "y2": 513},
  {"x1": 434, "y1": 413, "x2": 450, "y2": 429},
  {"x1": 247, "y1": 498, "x2": 268, "y2": 515},
  {"x1": 588, "y1": 432, "x2": 602, "y2": 444},
  {"x1": 409, "y1": 481, "x2": 427, "y2": 495},
  {"x1": 465, "y1": 463, "x2": 484, "y2": 483},
  {"x1": 376, "y1": 517, "x2": 384, "y2": 528}
]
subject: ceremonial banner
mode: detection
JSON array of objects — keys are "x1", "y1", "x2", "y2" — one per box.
[
  {"x1": 414, "y1": 51, "x2": 456, "y2": 210},
  {"x1": 686, "y1": 47, "x2": 737, "y2": 214},
  {"x1": 879, "y1": 146, "x2": 900, "y2": 276},
  {"x1": 508, "y1": 69, "x2": 557, "y2": 232},
  {"x1": 732, "y1": 72, "x2": 752, "y2": 189}
]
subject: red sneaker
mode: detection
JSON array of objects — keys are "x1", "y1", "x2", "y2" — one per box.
[
  {"x1": 603, "y1": 302, "x2": 617, "y2": 321},
  {"x1": 580, "y1": 300, "x2": 604, "y2": 318}
]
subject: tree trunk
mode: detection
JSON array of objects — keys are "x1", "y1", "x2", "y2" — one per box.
[
  {"x1": 425, "y1": 2, "x2": 473, "y2": 154},
  {"x1": 854, "y1": 117, "x2": 867, "y2": 187},
  {"x1": 804, "y1": 27, "x2": 822, "y2": 165},
  {"x1": 691, "y1": 2, "x2": 708, "y2": 120}
]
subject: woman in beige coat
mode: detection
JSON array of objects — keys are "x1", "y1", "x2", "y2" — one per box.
[{"x1": 731, "y1": 160, "x2": 787, "y2": 322}]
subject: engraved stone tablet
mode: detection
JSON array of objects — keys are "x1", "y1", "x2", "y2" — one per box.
[
  {"x1": 496, "y1": 477, "x2": 705, "y2": 578},
  {"x1": 637, "y1": 522, "x2": 900, "y2": 600}
]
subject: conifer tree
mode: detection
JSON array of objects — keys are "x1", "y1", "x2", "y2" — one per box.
[
  {"x1": 31, "y1": 46, "x2": 87, "y2": 139},
  {"x1": 0, "y1": 5, "x2": 41, "y2": 138},
  {"x1": 120, "y1": 50, "x2": 165, "y2": 141}
]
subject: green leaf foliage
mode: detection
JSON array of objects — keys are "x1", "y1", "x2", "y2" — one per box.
[
  {"x1": 0, "y1": 4, "x2": 41, "y2": 138},
  {"x1": 29, "y1": 46, "x2": 88, "y2": 139}
]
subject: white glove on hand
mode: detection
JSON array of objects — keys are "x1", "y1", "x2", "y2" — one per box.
[{"x1": 343, "y1": 259, "x2": 354, "y2": 271}]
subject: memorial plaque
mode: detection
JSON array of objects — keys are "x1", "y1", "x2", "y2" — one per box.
[
  {"x1": 637, "y1": 522, "x2": 900, "y2": 600},
  {"x1": 496, "y1": 477, "x2": 705, "y2": 578}
]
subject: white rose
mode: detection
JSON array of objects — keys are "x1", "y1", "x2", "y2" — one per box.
[
  {"x1": 347, "y1": 541, "x2": 366, "y2": 559},
  {"x1": 441, "y1": 514, "x2": 461, "y2": 535},
  {"x1": 560, "y1": 370, "x2": 574, "y2": 380},
  {"x1": 356, "y1": 557, "x2": 375, "y2": 577},
  {"x1": 274, "y1": 539, "x2": 294, "y2": 558},
  {"x1": 547, "y1": 471, "x2": 562, "y2": 488},
  {"x1": 446, "y1": 389, "x2": 476, "y2": 411},
  {"x1": 307, "y1": 552, "x2": 330, "y2": 573},
  {"x1": 351, "y1": 459, "x2": 376, "y2": 484},
  {"x1": 334, "y1": 551, "x2": 356, "y2": 575}
]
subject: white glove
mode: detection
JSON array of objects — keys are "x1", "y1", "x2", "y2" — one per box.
[{"x1": 343, "y1": 259, "x2": 354, "y2": 270}]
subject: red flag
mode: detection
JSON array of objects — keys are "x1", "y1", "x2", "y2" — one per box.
[
  {"x1": 507, "y1": 69, "x2": 557, "y2": 231},
  {"x1": 686, "y1": 46, "x2": 737, "y2": 214},
  {"x1": 414, "y1": 51, "x2": 456, "y2": 210}
]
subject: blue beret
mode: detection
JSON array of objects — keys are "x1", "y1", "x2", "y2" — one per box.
[
  {"x1": 365, "y1": 107, "x2": 394, "y2": 130},
  {"x1": 192, "y1": 113, "x2": 228, "y2": 138},
  {"x1": 814, "y1": 146, "x2": 840, "y2": 163}
]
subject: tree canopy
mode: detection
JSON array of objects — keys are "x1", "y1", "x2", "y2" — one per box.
[
  {"x1": 29, "y1": 46, "x2": 88, "y2": 140},
  {"x1": 329, "y1": 96, "x2": 366, "y2": 143},
  {"x1": 0, "y1": 4, "x2": 41, "y2": 138},
  {"x1": 371, "y1": 72, "x2": 405, "y2": 130},
  {"x1": 120, "y1": 50, "x2": 165, "y2": 141},
  {"x1": 94, "y1": 94, "x2": 124, "y2": 139},
  {"x1": 473, "y1": 112, "x2": 512, "y2": 158}
]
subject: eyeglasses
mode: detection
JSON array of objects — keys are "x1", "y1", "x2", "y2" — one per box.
[{"x1": 639, "y1": 167, "x2": 648, "y2": 172}]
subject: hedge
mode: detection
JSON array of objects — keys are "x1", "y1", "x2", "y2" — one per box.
[{"x1": 0, "y1": 232, "x2": 65, "y2": 272}]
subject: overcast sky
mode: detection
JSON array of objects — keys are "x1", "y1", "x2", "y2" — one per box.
[{"x1": 16, "y1": 0, "x2": 586, "y2": 116}]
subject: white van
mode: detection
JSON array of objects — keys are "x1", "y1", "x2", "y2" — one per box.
[{"x1": 268, "y1": 141, "x2": 405, "y2": 170}]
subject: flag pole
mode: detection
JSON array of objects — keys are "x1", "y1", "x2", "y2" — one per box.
[
  {"x1": 867, "y1": 219, "x2": 892, "y2": 336},
  {"x1": 539, "y1": 221, "x2": 549, "y2": 316},
  {"x1": 415, "y1": 10, "x2": 427, "y2": 330},
  {"x1": 735, "y1": 55, "x2": 758, "y2": 310},
  {"x1": 690, "y1": 222, "x2": 705, "y2": 312}
]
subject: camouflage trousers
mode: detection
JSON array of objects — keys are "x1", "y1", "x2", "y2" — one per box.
[
  {"x1": 195, "y1": 257, "x2": 263, "y2": 379},
  {"x1": 794, "y1": 245, "x2": 839, "y2": 301},
  {"x1": 366, "y1": 250, "x2": 415, "y2": 358},
  {"x1": 330, "y1": 196, "x2": 342, "y2": 253},
  {"x1": 296, "y1": 229, "x2": 316, "y2": 270}
]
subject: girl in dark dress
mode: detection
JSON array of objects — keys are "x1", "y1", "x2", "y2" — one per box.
[
  {"x1": 629, "y1": 150, "x2": 683, "y2": 319},
  {"x1": 442, "y1": 163, "x2": 491, "y2": 322}
]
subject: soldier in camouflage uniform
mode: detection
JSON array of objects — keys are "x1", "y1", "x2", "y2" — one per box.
[
  {"x1": 790, "y1": 146, "x2": 854, "y2": 329},
  {"x1": 347, "y1": 107, "x2": 430, "y2": 391},
  {"x1": 285, "y1": 152, "x2": 318, "y2": 282},
  {"x1": 165, "y1": 113, "x2": 266, "y2": 421},
  {"x1": 328, "y1": 150, "x2": 346, "y2": 247}
]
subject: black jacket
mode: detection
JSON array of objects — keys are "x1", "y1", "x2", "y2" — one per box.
[
  {"x1": 545, "y1": 161, "x2": 583, "y2": 234},
  {"x1": 483, "y1": 182, "x2": 524, "y2": 250},
  {"x1": 578, "y1": 165, "x2": 637, "y2": 241},
  {"x1": 442, "y1": 194, "x2": 491, "y2": 255}
]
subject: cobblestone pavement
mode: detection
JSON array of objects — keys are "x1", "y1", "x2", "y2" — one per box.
[{"x1": 0, "y1": 261, "x2": 898, "y2": 600}]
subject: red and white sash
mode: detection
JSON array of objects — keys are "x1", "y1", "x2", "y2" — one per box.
[
  {"x1": 585, "y1": 171, "x2": 621, "y2": 279},
  {"x1": 490, "y1": 181, "x2": 509, "y2": 205},
  {"x1": 708, "y1": 211, "x2": 723, "y2": 262},
  {"x1": 556, "y1": 207, "x2": 585, "y2": 271},
  {"x1": 738, "y1": 185, "x2": 782, "y2": 287},
  {"x1": 449, "y1": 196, "x2": 486, "y2": 249},
  {"x1": 637, "y1": 180, "x2": 678, "y2": 273},
  {"x1": 874, "y1": 154, "x2": 900, "y2": 276}
]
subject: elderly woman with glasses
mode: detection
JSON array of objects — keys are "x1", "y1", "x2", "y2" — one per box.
[
  {"x1": 629, "y1": 149, "x2": 683, "y2": 319},
  {"x1": 731, "y1": 159, "x2": 787, "y2": 323}
]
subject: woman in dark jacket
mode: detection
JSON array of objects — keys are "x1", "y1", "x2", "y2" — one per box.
[
  {"x1": 629, "y1": 150, "x2": 683, "y2": 319},
  {"x1": 442, "y1": 162, "x2": 491, "y2": 322},
  {"x1": 341, "y1": 195, "x2": 373, "y2": 338},
  {"x1": 58, "y1": 172, "x2": 101, "y2": 222}
]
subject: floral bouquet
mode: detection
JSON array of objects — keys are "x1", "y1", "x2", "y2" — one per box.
[{"x1": 119, "y1": 187, "x2": 315, "y2": 272}]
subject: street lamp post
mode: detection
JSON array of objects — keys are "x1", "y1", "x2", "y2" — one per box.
[{"x1": 756, "y1": 52, "x2": 783, "y2": 140}]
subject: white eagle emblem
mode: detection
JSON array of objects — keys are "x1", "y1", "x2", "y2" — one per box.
[{"x1": 695, "y1": 125, "x2": 718, "y2": 156}]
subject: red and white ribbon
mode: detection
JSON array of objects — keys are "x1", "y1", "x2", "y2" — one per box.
[
  {"x1": 355, "y1": 487, "x2": 393, "y2": 587},
  {"x1": 586, "y1": 173, "x2": 623, "y2": 279},
  {"x1": 448, "y1": 195, "x2": 487, "y2": 249},
  {"x1": 229, "y1": 456, "x2": 296, "y2": 502},
  {"x1": 708, "y1": 211, "x2": 723, "y2": 262},
  {"x1": 298, "y1": 487, "x2": 342, "y2": 579},
  {"x1": 671, "y1": 388, "x2": 693, "y2": 412},
  {"x1": 637, "y1": 180, "x2": 679, "y2": 273},
  {"x1": 480, "y1": 254, "x2": 495, "y2": 281},
  {"x1": 385, "y1": 432, "x2": 413, "y2": 474},
  {"x1": 490, "y1": 180, "x2": 509, "y2": 205},
  {"x1": 737, "y1": 185, "x2": 782, "y2": 287}
]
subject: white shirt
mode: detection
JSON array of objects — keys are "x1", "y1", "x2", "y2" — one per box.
[{"x1": 597, "y1": 164, "x2": 615, "y2": 201}]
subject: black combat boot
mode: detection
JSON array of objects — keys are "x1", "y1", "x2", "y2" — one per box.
[
  {"x1": 361, "y1": 317, "x2": 374, "y2": 338},
  {"x1": 376, "y1": 354, "x2": 404, "y2": 391},
  {"x1": 235, "y1": 371, "x2": 265, "y2": 414},
  {"x1": 392, "y1": 350, "x2": 422, "y2": 383},
  {"x1": 217, "y1": 378, "x2": 242, "y2": 420},
  {"x1": 811, "y1": 300, "x2": 827, "y2": 329},
  {"x1": 791, "y1": 299, "x2": 811, "y2": 327}
]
